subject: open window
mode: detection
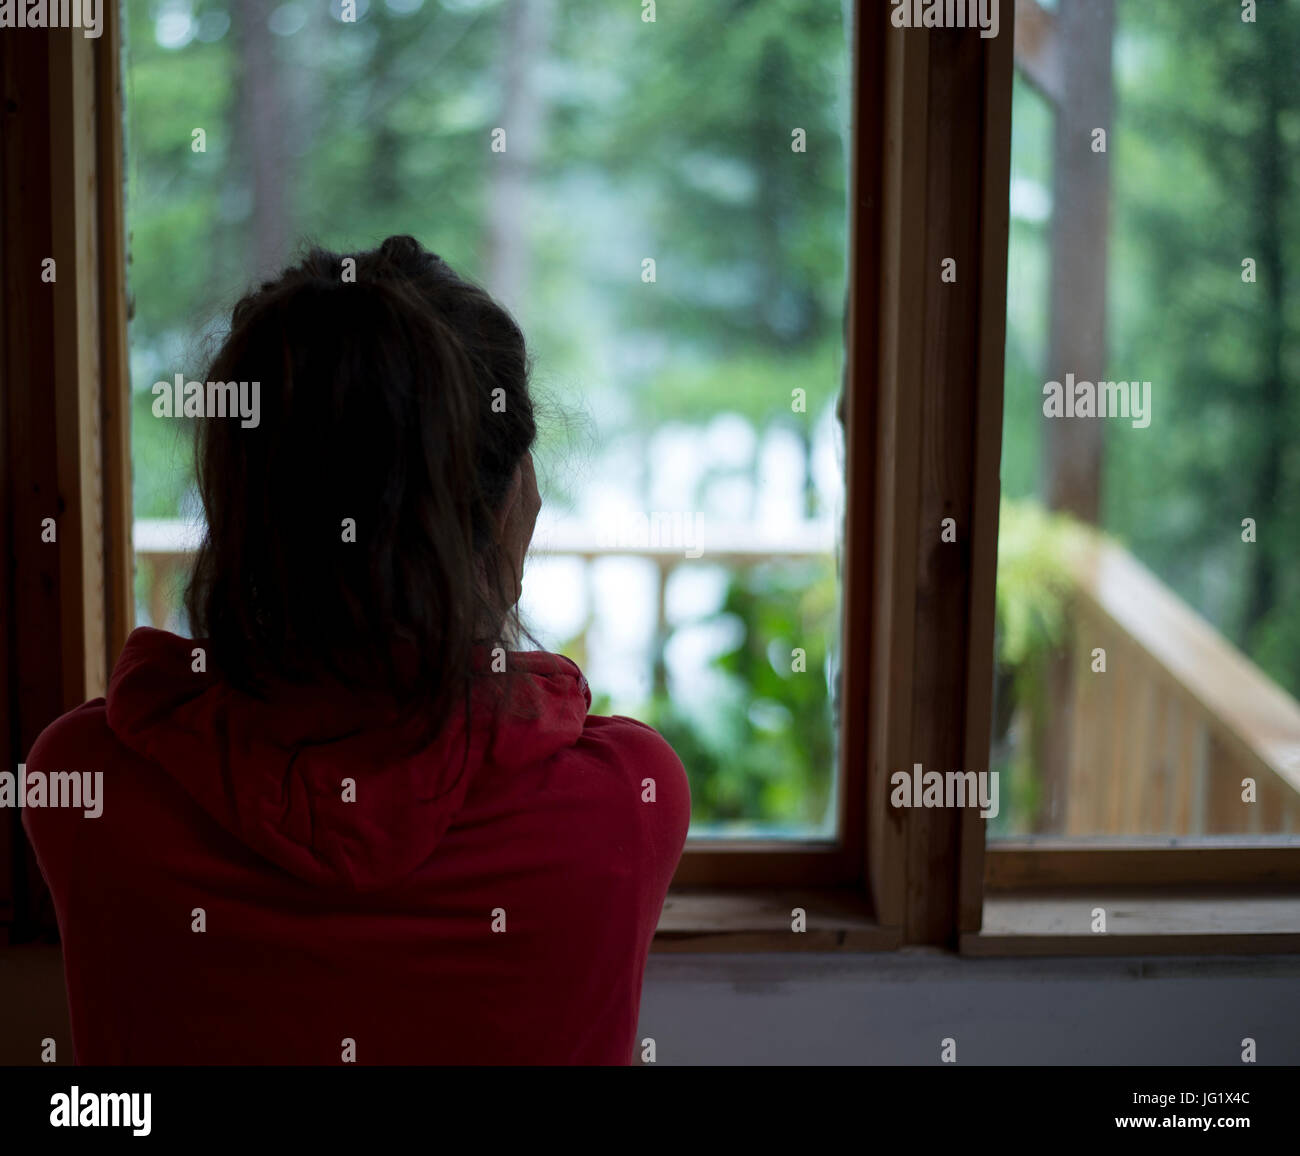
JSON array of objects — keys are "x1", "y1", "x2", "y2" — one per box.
[
  {"x1": 976, "y1": 0, "x2": 1300, "y2": 951},
  {"x1": 4, "y1": 0, "x2": 1299, "y2": 955},
  {"x1": 124, "y1": 0, "x2": 859, "y2": 886}
]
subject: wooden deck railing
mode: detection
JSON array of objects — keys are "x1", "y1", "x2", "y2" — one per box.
[
  {"x1": 134, "y1": 519, "x2": 1300, "y2": 838},
  {"x1": 131, "y1": 517, "x2": 836, "y2": 699},
  {"x1": 1060, "y1": 538, "x2": 1300, "y2": 835}
]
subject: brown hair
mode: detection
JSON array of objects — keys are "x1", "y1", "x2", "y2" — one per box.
[{"x1": 184, "y1": 235, "x2": 536, "y2": 735}]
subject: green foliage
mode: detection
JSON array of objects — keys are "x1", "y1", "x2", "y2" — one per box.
[
  {"x1": 645, "y1": 558, "x2": 838, "y2": 834},
  {"x1": 991, "y1": 499, "x2": 1086, "y2": 833},
  {"x1": 994, "y1": 500, "x2": 1083, "y2": 671},
  {"x1": 1003, "y1": 0, "x2": 1300, "y2": 702},
  {"x1": 644, "y1": 339, "x2": 842, "y2": 430},
  {"x1": 123, "y1": 0, "x2": 848, "y2": 510},
  {"x1": 1103, "y1": 0, "x2": 1300, "y2": 697}
]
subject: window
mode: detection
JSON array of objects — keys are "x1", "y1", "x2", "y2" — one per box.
[
  {"x1": 8, "y1": 1, "x2": 1298, "y2": 952},
  {"x1": 993, "y1": 0, "x2": 1300, "y2": 852},
  {"x1": 124, "y1": 0, "x2": 853, "y2": 847}
]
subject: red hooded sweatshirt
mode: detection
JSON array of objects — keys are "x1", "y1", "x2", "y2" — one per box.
[{"x1": 21, "y1": 627, "x2": 689, "y2": 1065}]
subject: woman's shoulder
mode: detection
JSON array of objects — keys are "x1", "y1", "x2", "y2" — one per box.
[
  {"x1": 575, "y1": 713, "x2": 691, "y2": 820},
  {"x1": 27, "y1": 698, "x2": 114, "y2": 767},
  {"x1": 580, "y1": 711, "x2": 685, "y2": 765}
]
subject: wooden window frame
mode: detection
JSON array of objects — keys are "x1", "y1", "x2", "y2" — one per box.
[
  {"x1": 669, "y1": 3, "x2": 1300, "y2": 953},
  {"x1": 5, "y1": 1, "x2": 1299, "y2": 955},
  {"x1": 1, "y1": 7, "x2": 131, "y2": 941},
  {"x1": 670, "y1": 8, "x2": 1013, "y2": 941}
]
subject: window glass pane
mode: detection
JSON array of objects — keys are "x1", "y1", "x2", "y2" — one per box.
[
  {"x1": 994, "y1": 0, "x2": 1300, "y2": 840},
  {"x1": 125, "y1": 0, "x2": 851, "y2": 838}
]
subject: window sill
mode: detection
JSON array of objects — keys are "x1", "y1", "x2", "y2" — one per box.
[
  {"x1": 656, "y1": 886, "x2": 1300, "y2": 956},
  {"x1": 963, "y1": 886, "x2": 1300, "y2": 956},
  {"x1": 652, "y1": 887, "x2": 898, "y2": 952}
]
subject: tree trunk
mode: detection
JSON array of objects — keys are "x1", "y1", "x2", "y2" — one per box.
[
  {"x1": 1037, "y1": 0, "x2": 1114, "y2": 832},
  {"x1": 486, "y1": 0, "x2": 553, "y2": 313},
  {"x1": 232, "y1": 0, "x2": 292, "y2": 278},
  {"x1": 1241, "y1": 0, "x2": 1286, "y2": 648},
  {"x1": 1043, "y1": 0, "x2": 1114, "y2": 524}
]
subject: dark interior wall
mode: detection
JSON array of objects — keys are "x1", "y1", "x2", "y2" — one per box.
[{"x1": 0, "y1": 948, "x2": 70, "y2": 1065}]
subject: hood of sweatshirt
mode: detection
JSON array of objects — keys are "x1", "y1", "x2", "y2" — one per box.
[{"x1": 104, "y1": 627, "x2": 591, "y2": 892}]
